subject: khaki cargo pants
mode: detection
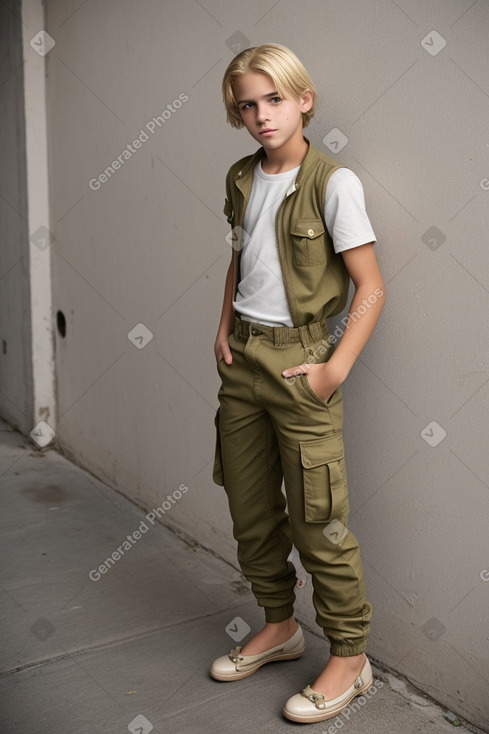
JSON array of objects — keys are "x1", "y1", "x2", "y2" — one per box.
[{"x1": 213, "y1": 316, "x2": 372, "y2": 657}]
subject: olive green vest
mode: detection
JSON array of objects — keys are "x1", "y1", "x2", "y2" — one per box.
[{"x1": 224, "y1": 138, "x2": 350, "y2": 327}]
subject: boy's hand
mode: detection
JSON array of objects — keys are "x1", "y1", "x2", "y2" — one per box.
[
  {"x1": 215, "y1": 336, "x2": 233, "y2": 365},
  {"x1": 282, "y1": 361, "x2": 345, "y2": 403}
]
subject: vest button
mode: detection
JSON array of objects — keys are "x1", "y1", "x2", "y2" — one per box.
[
  {"x1": 251, "y1": 328, "x2": 259, "y2": 336},
  {"x1": 307, "y1": 228, "x2": 315, "y2": 237}
]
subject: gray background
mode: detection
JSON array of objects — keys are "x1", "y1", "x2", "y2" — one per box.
[{"x1": 1, "y1": 0, "x2": 488, "y2": 729}]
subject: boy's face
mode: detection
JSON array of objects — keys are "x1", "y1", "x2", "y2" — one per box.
[{"x1": 233, "y1": 72, "x2": 312, "y2": 151}]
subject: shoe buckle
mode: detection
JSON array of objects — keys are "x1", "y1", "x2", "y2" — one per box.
[
  {"x1": 354, "y1": 676, "x2": 363, "y2": 689},
  {"x1": 301, "y1": 685, "x2": 326, "y2": 710},
  {"x1": 229, "y1": 646, "x2": 244, "y2": 665}
]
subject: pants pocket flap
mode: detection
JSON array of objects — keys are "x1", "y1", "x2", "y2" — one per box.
[{"x1": 299, "y1": 432, "x2": 344, "y2": 469}]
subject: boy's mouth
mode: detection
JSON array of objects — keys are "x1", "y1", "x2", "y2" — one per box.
[{"x1": 259, "y1": 128, "x2": 277, "y2": 135}]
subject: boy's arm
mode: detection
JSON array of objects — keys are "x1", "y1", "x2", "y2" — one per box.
[
  {"x1": 214, "y1": 253, "x2": 236, "y2": 365},
  {"x1": 282, "y1": 242, "x2": 385, "y2": 401}
]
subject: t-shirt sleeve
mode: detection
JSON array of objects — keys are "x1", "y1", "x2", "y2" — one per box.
[{"x1": 324, "y1": 167, "x2": 377, "y2": 254}]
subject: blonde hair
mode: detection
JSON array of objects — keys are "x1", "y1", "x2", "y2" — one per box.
[{"x1": 222, "y1": 43, "x2": 317, "y2": 128}]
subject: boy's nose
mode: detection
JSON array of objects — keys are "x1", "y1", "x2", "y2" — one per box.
[{"x1": 256, "y1": 105, "x2": 270, "y2": 123}]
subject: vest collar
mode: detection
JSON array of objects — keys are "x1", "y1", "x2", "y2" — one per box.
[{"x1": 233, "y1": 136, "x2": 319, "y2": 195}]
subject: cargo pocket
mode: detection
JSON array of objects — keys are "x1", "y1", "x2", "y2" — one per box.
[
  {"x1": 212, "y1": 408, "x2": 224, "y2": 486},
  {"x1": 299, "y1": 432, "x2": 349, "y2": 523},
  {"x1": 290, "y1": 218, "x2": 327, "y2": 266}
]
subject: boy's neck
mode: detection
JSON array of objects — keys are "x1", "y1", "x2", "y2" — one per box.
[{"x1": 260, "y1": 134, "x2": 308, "y2": 175}]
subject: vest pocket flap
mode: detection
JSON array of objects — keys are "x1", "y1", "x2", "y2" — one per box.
[
  {"x1": 299, "y1": 432, "x2": 344, "y2": 469},
  {"x1": 290, "y1": 218, "x2": 325, "y2": 239}
]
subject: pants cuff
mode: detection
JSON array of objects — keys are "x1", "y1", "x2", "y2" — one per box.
[
  {"x1": 264, "y1": 604, "x2": 295, "y2": 623},
  {"x1": 328, "y1": 637, "x2": 367, "y2": 656}
]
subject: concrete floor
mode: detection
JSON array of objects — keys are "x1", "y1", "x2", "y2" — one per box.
[{"x1": 0, "y1": 418, "x2": 484, "y2": 734}]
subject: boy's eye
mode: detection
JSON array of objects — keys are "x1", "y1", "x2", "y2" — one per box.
[{"x1": 240, "y1": 96, "x2": 281, "y2": 111}]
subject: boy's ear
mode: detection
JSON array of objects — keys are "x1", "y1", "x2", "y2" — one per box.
[{"x1": 300, "y1": 89, "x2": 314, "y2": 113}]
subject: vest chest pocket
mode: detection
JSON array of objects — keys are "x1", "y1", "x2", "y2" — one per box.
[
  {"x1": 290, "y1": 218, "x2": 327, "y2": 266},
  {"x1": 299, "y1": 432, "x2": 349, "y2": 523}
]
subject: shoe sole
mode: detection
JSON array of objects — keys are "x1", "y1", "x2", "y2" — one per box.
[
  {"x1": 282, "y1": 674, "x2": 374, "y2": 723},
  {"x1": 210, "y1": 646, "x2": 305, "y2": 681}
]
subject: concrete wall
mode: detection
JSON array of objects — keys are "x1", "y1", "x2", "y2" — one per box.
[
  {"x1": 0, "y1": 1, "x2": 32, "y2": 433},
  {"x1": 4, "y1": 0, "x2": 489, "y2": 728},
  {"x1": 0, "y1": 0, "x2": 56, "y2": 435}
]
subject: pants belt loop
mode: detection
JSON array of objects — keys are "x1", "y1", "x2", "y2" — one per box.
[
  {"x1": 298, "y1": 325, "x2": 311, "y2": 348},
  {"x1": 235, "y1": 317, "x2": 242, "y2": 340},
  {"x1": 273, "y1": 326, "x2": 288, "y2": 346},
  {"x1": 308, "y1": 321, "x2": 325, "y2": 343},
  {"x1": 235, "y1": 315, "x2": 247, "y2": 341}
]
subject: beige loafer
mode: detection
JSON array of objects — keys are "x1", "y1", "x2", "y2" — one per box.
[
  {"x1": 283, "y1": 655, "x2": 373, "y2": 723},
  {"x1": 210, "y1": 625, "x2": 305, "y2": 681}
]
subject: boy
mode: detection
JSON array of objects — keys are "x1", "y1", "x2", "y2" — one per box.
[{"x1": 210, "y1": 43, "x2": 385, "y2": 724}]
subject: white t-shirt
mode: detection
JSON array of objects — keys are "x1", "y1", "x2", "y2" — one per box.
[{"x1": 234, "y1": 163, "x2": 376, "y2": 327}]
